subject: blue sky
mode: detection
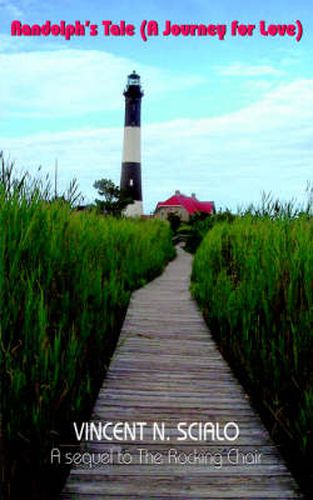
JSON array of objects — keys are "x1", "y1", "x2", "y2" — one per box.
[{"x1": 0, "y1": 0, "x2": 312, "y2": 212}]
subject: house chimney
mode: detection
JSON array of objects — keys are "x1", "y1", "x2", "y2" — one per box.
[
  {"x1": 175, "y1": 190, "x2": 180, "y2": 195},
  {"x1": 191, "y1": 193, "x2": 196, "y2": 199}
]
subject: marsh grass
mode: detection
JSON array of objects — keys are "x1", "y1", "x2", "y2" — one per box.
[
  {"x1": 0, "y1": 158, "x2": 175, "y2": 498},
  {"x1": 191, "y1": 208, "x2": 312, "y2": 493}
]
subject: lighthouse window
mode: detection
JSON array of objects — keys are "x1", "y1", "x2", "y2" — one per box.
[{"x1": 130, "y1": 179, "x2": 134, "y2": 186}]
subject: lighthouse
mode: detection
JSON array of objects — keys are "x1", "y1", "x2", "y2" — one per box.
[{"x1": 120, "y1": 71, "x2": 144, "y2": 216}]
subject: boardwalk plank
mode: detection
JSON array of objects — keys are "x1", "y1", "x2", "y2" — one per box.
[{"x1": 61, "y1": 249, "x2": 302, "y2": 499}]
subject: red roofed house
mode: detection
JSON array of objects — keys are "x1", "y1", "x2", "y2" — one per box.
[{"x1": 155, "y1": 190, "x2": 215, "y2": 221}]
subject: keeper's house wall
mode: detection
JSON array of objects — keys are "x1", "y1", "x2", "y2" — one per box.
[{"x1": 155, "y1": 206, "x2": 189, "y2": 221}]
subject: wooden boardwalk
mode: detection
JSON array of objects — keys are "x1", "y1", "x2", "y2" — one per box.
[{"x1": 61, "y1": 249, "x2": 302, "y2": 499}]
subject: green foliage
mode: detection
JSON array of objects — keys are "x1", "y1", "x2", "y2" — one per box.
[
  {"x1": 0, "y1": 173, "x2": 174, "y2": 496},
  {"x1": 0, "y1": 151, "x2": 82, "y2": 206},
  {"x1": 93, "y1": 178, "x2": 133, "y2": 216},
  {"x1": 191, "y1": 215, "x2": 313, "y2": 481},
  {"x1": 184, "y1": 210, "x2": 235, "y2": 253},
  {"x1": 240, "y1": 188, "x2": 313, "y2": 218},
  {"x1": 184, "y1": 187, "x2": 313, "y2": 254}
]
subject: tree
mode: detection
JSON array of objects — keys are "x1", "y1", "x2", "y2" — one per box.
[{"x1": 93, "y1": 178, "x2": 133, "y2": 216}]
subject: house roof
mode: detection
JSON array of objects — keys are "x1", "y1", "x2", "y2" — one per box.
[{"x1": 156, "y1": 193, "x2": 215, "y2": 215}]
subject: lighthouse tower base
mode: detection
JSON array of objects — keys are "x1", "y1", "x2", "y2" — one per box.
[{"x1": 124, "y1": 200, "x2": 143, "y2": 217}]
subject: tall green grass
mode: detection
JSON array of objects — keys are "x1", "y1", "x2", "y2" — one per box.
[
  {"x1": 0, "y1": 181, "x2": 174, "y2": 498},
  {"x1": 191, "y1": 215, "x2": 313, "y2": 488}
]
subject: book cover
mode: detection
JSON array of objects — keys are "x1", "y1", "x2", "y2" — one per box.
[{"x1": 0, "y1": 1, "x2": 312, "y2": 499}]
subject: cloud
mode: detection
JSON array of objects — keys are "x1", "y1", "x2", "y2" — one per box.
[
  {"x1": 1, "y1": 78, "x2": 313, "y2": 212},
  {"x1": 0, "y1": 0, "x2": 23, "y2": 17},
  {"x1": 0, "y1": 48, "x2": 207, "y2": 118},
  {"x1": 0, "y1": 0, "x2": 38, "y2": 17},
  {"x1": 219, "y1": 62, "x2": 283, "y2": 77},
  {"x1": 0, "y1": 33, "x2": 63, "y2": 52}
]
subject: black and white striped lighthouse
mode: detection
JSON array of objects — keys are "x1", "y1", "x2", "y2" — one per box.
[{"x1": 120, "y1": 71, "x2": 144, "y2": 216}]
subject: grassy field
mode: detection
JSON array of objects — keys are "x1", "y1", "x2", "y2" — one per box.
[
  {"x1": 191, "y1": 214, "x2": 313, "y2": 491},
  {"x1": 0, "y1": 184, "x2": 175, "y2": 498}
]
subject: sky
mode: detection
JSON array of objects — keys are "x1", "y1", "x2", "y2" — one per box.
[{"x1": 0, "y1": 0, "x2": 312, "y2": 213}]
